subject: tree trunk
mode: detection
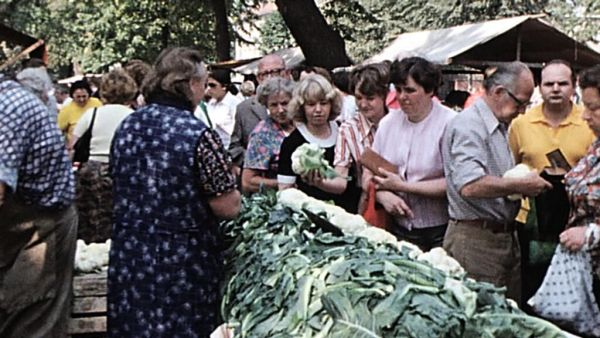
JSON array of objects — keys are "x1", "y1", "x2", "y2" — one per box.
[
  {"x1": 275, "y1": 0, "x2": 352, "y2": 69},
  {"x1": 210, "y1": 0, "x2": 232, "y2": 61}
]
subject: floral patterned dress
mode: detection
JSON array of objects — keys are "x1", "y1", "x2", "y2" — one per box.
[
  {"x1": 243, "y1": 117, "x2": 288, "y2": 178},
  {"x1": 565, "y1": 138, "x2": 600, "y2": 279},
  {"x1": 107, "y1": 98, "x2": 236, "y2": 338}
]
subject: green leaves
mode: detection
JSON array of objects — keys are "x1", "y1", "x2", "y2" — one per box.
[{"x1": 220, "y1": 192, "x2": 565, "y2": 337}]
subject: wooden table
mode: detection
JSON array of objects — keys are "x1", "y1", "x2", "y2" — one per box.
[{"x1": 68, "y1": 271, "x2": 107, "y2": 337}]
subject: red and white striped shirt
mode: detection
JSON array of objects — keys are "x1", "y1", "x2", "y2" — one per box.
[{"x1": 334, "y1": 112, "x2": 376, "y2": 187}]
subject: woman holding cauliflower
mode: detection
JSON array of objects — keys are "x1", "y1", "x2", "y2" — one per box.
[
  {"x1": 242, "y1": 77, "x2": 296, "y2": 193},
  {"x1": 278, "y1": 74, "x2": 357, "y2": 212}
]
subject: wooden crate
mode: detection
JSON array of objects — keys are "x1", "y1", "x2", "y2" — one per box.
[{"x1": 68, "y1": 271, "x2": 107, "y2": 337}]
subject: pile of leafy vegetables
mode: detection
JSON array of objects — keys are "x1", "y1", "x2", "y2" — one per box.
[{"x1": 220, "y1": 191, "x2": 564, "y2": 338}]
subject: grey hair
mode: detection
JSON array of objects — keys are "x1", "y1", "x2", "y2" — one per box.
[
  {"x1": 483, "y1": 61, "x2": 532, "y2": 93},
  {"x1": 256, "y1": 77, "x2": 295, "y2": 106},
  {"x1": 16, "y1": 67, "x2": 52, "y2": 102}
]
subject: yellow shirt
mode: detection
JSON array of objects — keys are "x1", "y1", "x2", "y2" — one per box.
[
  {"x1": 508, "y1": 103, "x2": 595, "y2": 222},
  {"x1": 57, "y1": 97, "x2": 103, "y2": 144}
]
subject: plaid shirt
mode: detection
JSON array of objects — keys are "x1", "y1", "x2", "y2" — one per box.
[{"x1": 0, "y1": 77, "x2": 74, "y2": 209}]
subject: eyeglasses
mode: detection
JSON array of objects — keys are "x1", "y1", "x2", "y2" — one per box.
[
  {"x1": 504, "y1": 88, "x2": 530, "y2": 109},
  {"x1": 258, "y1": 68, "x2": 285, "y2": 78}
]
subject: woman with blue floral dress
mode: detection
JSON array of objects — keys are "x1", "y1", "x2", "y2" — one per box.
[
  {"x1": 107, "y1": 47, "x2": 241, "y2": 337},
  {"x1": 241, "y1": 77, "x2": 295, "y2": 193}
]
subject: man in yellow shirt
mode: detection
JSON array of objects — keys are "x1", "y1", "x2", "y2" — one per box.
[
  {"x1": 57, "y1": 80, "x2": 103, "y2": 145},
  {"x1": 509, "y1": 59, "x2": 595, "y2": 307}
]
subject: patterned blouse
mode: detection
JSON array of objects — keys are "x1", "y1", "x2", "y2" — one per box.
[
  {"x1": 243, "y1": 117, "x2": 289, "y2": 178},
  {"x1": 565, "y1": 138, "x2": 600, "y2": 277}
]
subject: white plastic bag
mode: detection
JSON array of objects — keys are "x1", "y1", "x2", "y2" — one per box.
[{"x1": 528, "y1": 245, "x2": 600, "y2": 336}]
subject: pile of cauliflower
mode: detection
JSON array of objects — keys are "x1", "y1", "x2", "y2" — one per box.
[{"x1": 278, "y1": 188, "x2": 464, "y2": 276}]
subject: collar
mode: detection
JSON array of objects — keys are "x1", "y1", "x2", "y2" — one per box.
[
  {"x1": 357, "y1": 112, "x2": 376, "y2": 143},
  {"x1": 474, "y1": 99, "x2": 502, "y2": 135},
  {"x1": 527, "y1": 103, "x2": 586, "y2": 127},
  {"x1": 296, "y1": 121, "x2": 338, "y2": 147},
  {"x1": 147, "y1": 92, "x2": 194, "y2": 112}
]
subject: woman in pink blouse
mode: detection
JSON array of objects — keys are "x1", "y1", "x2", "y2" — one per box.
[
  {"x1": 559, "y1": 65, "x2": 600, "y2": 304},
  {"x1": 367, "y1": 57, "x2": 457, "y2": 251}
]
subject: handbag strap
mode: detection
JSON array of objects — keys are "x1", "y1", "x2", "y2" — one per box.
[{"x1": 88, "y1": 107, "x2": 98, "y2": 139}]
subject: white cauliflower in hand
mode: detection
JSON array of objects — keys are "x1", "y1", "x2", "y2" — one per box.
[
  {"x1": 503, "y1": 163, "x2": 532, "y2": 201},
  {"x1": 291, "y1": 143, "x2": 341, "y2": 179}
]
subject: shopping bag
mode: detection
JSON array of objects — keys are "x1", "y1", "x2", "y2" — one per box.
[
  {"x1": 362, "y1": 182, "x2": 389, "y2": 229},
  {"x1": 528, "y1": 245, "x2": 600, "y2": 336}
]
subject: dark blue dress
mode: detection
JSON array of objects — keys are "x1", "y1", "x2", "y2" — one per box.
[{"x1": 107, "y1": 97, "x2": 236, "y2": 337}]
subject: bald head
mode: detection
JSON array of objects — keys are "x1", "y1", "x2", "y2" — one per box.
[{"x1": 257, "y1": 54, "x2": 288, "y2": 83}]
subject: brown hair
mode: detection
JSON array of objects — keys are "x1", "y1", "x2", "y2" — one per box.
[
  {"x1": 142, "y1": 47, "x2": 207, "y2": 105},
  {"x1": 100, "y1": 69, "x2": 138, "y2": 104},
  {"x1": 350, "y1": 63, "x2": 390, "y2": 99}
]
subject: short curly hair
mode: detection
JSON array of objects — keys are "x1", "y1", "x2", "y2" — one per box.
[
  {"x1": 287, "y1": 74, "x2": 341, "y2": 123},
  {"x1": 256, "y1": 77, "x2": 295, "y2": 107},
  {"x1": 100, "y1": 68, "x2": 138, "y2": 104}
]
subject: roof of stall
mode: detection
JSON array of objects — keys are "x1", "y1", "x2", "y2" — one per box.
[{"x1": 365, "y1": 14, "x2": 600, "y2": 70}]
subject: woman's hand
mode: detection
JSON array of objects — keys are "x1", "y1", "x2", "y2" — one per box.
[
  {"x1": 559, "y1": 226, "x2": 586, "y2": 251},
  {"x1": 373, "y1": 168, "x2": 404, "y2": 191},
  {"x1": 376, "y1": 190, "x2": 414, "y2": 218},
  {"x1": 302, "y1": 169, "x2": 323, "y2": 187}
]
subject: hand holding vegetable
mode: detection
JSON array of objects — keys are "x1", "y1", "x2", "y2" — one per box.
[
  {"x1": 503, "y1": 164, "x2": 552, "y2": 200},
  {"x1": 376, "y1": 190, "x2": 414, "y2": 218},
  {"x1": 291, "y1": 143, "x2": 346, "y2": 180},
  {"x1": 373, "y1": 168, "x2": 405, "y2": 191},
  {"x1": 301, "y1": 169, "x2": 324, "y2": 187}
]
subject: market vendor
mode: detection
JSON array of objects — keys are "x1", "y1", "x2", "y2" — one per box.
[{"x1": 107, "y1": 47, "x2": 241, "y2": 337}]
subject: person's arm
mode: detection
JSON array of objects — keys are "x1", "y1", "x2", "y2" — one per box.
[
  {"x1": 208, "y1": 190, "x2": 241, "y2": 220},
  {"x1": 241, "y1": 168, "x2": 278, "y2": 193},
  {"x1": 196, "y1": 129, "x2": 241, "y2": 220},
  {"x1": 373, "y1": 168, "x2": 446, "y2": 198},
  {"x1": 460, "y1": 172, "x2": 551, "y2": 198},
  {"x1": 445, "y1": 121, "x2": 551, "y2": 199},
  {"x1": 277, "y1": 135, "x2": 298, "y2": 191},
  {"x1": 375, "y1": 190, "x2": 414, "y2": 218},
  {"x1": 304, "y1": 166, "x2": 349, "y2": 194}
]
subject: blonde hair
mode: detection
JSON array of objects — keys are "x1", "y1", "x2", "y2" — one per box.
[{"x1": 287, "y1": 74, "x2": 341, "y2": 122}]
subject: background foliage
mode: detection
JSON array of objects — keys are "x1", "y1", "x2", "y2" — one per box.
[{"x1": 0, "y1": 0, "x2": 599, "y2": 74}]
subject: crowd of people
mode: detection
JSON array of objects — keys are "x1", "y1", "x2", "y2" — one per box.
[{"x1": 0, "y1": 47, "x2": 599, "y2": 337}]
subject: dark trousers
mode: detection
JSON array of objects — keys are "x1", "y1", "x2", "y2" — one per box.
[{"x1": 391, "y1": 224, "x2": 447, "y2": 252}]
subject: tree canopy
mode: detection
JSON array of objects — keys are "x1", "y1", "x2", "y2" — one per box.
[{"x1": 1, "y1": 0, "x2": 598, "y2": 74}]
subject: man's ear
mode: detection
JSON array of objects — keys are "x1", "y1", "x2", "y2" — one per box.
[{"x1": 491, "y1": 85, "x2": 505, "y2": 99}]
